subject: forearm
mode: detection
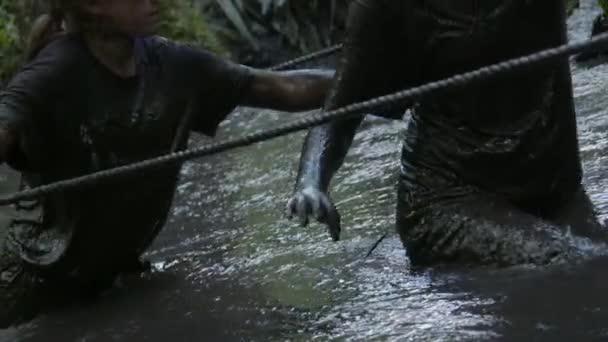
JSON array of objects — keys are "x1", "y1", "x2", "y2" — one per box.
[
  {"x1": 242, "y1": 68, "x2": 335, "y2": 112},
  {"x1": 295, "y1": 116, "x2": 362, "y2": 191},
  {"x1": 294, "y1": 0, "x2": 403, "y2": 190}
]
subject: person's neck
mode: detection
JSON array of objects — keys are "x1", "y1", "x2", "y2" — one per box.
[{"x1": 84, "y1": 32, "x2": 138, "y2": 78}]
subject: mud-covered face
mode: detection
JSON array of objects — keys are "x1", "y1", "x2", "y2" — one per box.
[{"x1": 82, "y1": 0, "x2": 159, "y2": 37}]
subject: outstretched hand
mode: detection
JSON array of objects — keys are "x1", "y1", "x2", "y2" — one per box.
[{"x1": 286, "y1": 186, "x2": 341, "y2": 241}]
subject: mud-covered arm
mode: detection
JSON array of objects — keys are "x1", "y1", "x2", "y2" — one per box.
[
  {"x1": 295, "y1": 119, "x2": 362, "y2": 191},
  {"x1": 240, "y1": 69, "x2": 334, "y2": 112},
  {"x1": 179, "y1": 44, "x2": 333, "y2": 135},
  {"x1": 294, "y1": 0, "x2": 408, "y2": 192}
]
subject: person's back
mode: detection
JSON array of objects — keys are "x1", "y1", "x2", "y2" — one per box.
[
  {"x1": 288, "y1": 0, "x2": 606, "y2": 266},
  {"x1": 383, "y1": 0, "x2": 582, "y2": 210}
]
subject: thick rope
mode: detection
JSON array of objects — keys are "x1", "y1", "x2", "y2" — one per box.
[
  {"x1": 268, "y1": 44, "x2": 343, "y2": 71},
  {"x1": 1, "y1": 33, "x2": 607, "y2": 205}
]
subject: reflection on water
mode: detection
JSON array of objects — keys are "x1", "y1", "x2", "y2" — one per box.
[{"x1": 2, "y1": 0, "x2": 608, "y2": 341}]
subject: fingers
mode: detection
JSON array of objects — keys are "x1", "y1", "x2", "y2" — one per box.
[
  {"x1": 323, "y1": 198, "x2": 341, "y2": 242},
  {"x1": 312, "y1": 194, "x2": 327, "y2": 223},
  {"x1": 296, "y1": 194, "x2": 312, "y2": 227},
  {"x1": 286, "y1": 197, "x2": 296, "y2": 220},
  {"x1": 286, "y1": 188, "x2": 341, "y2": 242},
  {"x1": 286, "y1": 193, "x2": 313, "y2": 226}
]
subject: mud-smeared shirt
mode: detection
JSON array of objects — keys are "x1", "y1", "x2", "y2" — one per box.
[
  {"x1": 0, "y1": 34, "x2": 252, "y2": 277},
  {"x1": 329, "y1": 0, "x2": 581, "y2": 210}
]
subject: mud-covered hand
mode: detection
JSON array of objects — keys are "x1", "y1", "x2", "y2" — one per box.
[{"x1": 287, "y1": 186, "x2": 341, "y2": 241}]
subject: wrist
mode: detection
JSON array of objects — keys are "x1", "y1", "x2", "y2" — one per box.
[{"x1": 296, "y1": 178, "x2": 330, "y2": 193}]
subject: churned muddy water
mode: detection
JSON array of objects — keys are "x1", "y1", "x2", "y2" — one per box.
[{"x1": 2, "y1": 1, "x2": 608, "y2": 341}]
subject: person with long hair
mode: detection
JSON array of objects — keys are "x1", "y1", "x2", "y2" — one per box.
[{"x1": 0, "y1": 0, "x2": 333, "y2": 327}]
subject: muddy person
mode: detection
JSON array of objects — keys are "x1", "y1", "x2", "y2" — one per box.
[
  {"x1": 0, "y1": 0, "x2": 335, "y2": 328},
  {"x1": 288, "y1": 0, "x2": 607, "y2": 266}
]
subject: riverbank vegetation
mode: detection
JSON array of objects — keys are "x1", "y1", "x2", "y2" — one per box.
[{"x1": 0, "y1": 0, "x2": 599, "y2": 84}]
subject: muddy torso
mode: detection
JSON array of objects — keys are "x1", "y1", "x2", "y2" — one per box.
[
  {"x1": 388, "y1": 0, "x2": 582, "y2": 209},
  {"x1": 0, "y1": 34, "x2": 251, "y2": 279}
]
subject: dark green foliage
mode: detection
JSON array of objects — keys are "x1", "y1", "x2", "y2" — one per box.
[{"x1": 0, "y1": 0, "x2": 227, "y2": 83}]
